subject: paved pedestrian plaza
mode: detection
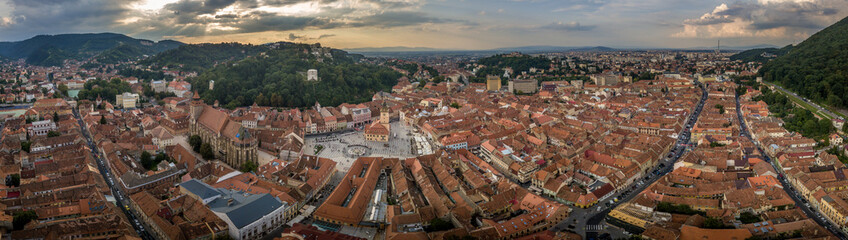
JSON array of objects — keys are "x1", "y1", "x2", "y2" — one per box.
[{"x1": 304, "y1": 121, "x2": 419, "y2": 172}]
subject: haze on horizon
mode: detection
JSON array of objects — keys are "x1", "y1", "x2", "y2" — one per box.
[{"x1": 0, "y1": 0, "x2": 846, "y2": 50}]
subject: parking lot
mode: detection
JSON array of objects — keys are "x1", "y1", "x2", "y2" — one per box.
[{"x1": 303, "y1": 121, "x2": 419, "y2": 172}]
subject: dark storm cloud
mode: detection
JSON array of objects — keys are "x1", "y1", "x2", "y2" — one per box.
[
  {"x1": 263, "y1": 0, "x2": 339, "y2": 5},
  {"x1": 683, "y1": 0, "x2": 844, "y2": 30},
  {"x1": 745, "y1": 1, "x2": 840, "y2": 30},
  {"x1": 215, "y1": 14, "x2": 240, "y2": 19},
  {"x1": 164, "y1": 0, "x2": 242, "y2": 15},
  {"x1": 147, "y1": 3, "x2": 462, "y2": 37},
  {"x1": 163, "y1": 0, "x2": 265, "y2": 24},
  {"x1": 0, "y1": 0, "x2": 470, "y2": 40},
  {"x1": 1, "y1": 0, "x2": 136, "y2": 40},
  {"x1": 284, "y1": 32, "x2": 334, "y2": 41},
  {"x1": 130, "y1": 20, "x2": 210, "y2": 38},
  {"x1": 287, "y1": 33, "x2": 305, "y2": 40},
  {"x1": 227, "y1": 14, "x2": 333, "y2": 33}
]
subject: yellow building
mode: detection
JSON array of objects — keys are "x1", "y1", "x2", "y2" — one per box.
[
  {"x1": 487, "y1": 75, "x2": 502, "y2": 91},
  {"x1": 819, "y1": 195, "x2": 848, "y2": 230},
  {"x1": 608, "y1": 208, "x2": 648, "y2": 229}
]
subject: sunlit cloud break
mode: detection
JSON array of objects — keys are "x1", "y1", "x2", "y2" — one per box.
[{"x1": 0, "y1": 0, "x2": 847, "y2": 49}]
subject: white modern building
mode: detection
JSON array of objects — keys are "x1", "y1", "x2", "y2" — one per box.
[
  {"x1": 116, "y1": 92, "x2": 140, "y2": 109},
  {"x1": 28, "y1": 120, "x2": 56, "y2": 136},
  {"x1": 180, "y1": 179, "x2": 290, "y2": 240}
]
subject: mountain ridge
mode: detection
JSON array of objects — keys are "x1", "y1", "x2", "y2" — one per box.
[{"x1": 0, "y1": 33, "x2": 184, "y2": 66}]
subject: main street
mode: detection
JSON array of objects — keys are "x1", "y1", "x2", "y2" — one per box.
[
  {"x1": 551, "y1": 82, "x2": 709, "y2": 239},
  {"x1": 72, "y1": 108, "x2": 155, "y2": 240},
  {"x1": 735, "y1": 92, "x2": 847, "y2": 239}
]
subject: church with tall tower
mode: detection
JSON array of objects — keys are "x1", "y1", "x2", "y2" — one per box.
[
  {"x1": 189, "y1": 92, "x2": 258, "y2": 168},
  {"x1": 364, "y1": 102, "x2": 391, "y2": 142}
]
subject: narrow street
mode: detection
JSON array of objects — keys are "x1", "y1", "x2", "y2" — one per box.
[
  {"x1": 735, "y1": 91, "x2": 847, "y2": 239},
  {"x1": 550, "y1": 82, "x2": 709, "y2": 239},
  {"x1": 72, "y1": 108, "x2": 155, "y2": 240}
]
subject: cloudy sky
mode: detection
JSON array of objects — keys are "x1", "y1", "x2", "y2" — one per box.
[{"x1": 0, "y1": 0, "x2": 846, "y2": 49}]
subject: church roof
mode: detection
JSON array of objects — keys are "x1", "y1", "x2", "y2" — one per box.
[{"x1": 198, "y1": 105, "x2": 229, "y2": 134}]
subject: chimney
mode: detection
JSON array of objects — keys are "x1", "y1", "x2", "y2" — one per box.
[{"x1": 227, "y1": 198, "x2": 234, "y2": 206}]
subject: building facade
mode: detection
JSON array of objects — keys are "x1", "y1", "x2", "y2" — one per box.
[
  {"x1": 512, "y1": 79, "x2": 538, "y2": 94},
  {"x1": 364, "y1": 103, "x2": 391, "y2": 142},
  {"x1": 487, "y1": 75, "x2": 502, "y2": 91},
  {"x1": 180, "y1": 180, "x2": 288, "y2": 240},
  {"x1": 116, "y1": 92, "x2": 139, "y2": 109},
  {"x1": 27, "y1": 120, "x2": 56, "y2": 136}
]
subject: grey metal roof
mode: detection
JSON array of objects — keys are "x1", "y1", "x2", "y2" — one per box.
[
  {"x1": 180, "y1": 179, "x2": 222, "y2": 200},
  {"x1": 208, "y1": 189, "x2": 284, "y2": 229}
]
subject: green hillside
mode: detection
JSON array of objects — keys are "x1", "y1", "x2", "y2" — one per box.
[
  {"x1": 475, "y1": 53, "x2": 549, "y2": 75},
  {"x1": 0, "y1": 33, "x2": 183, "y2": 66},
  {"x1": 191, "y1": 43, "x2": 403, "y2": 109},
  {"x1": 95, "y1": 43, "x2": 153, "y2": 64},
  {"x1": 759, "y1": 16, "x2": 848, "y2": 108},
  {"x1": 138, "y1": 43, "x2": 267, "y2": 73},
  {"x1": 25, "y1": 45, "x2": 73, "y2": 66},
  {"x1": 730, "y1": 45, "x2": 793, "y2": 63}
]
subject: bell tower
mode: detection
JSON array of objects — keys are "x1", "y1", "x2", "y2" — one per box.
[
  {"x1": 380, "y1": 101, "x2": 390, "y2": 128},
  {"x1": 190, "y1": 91, "x2": 203, "y2": 122}
]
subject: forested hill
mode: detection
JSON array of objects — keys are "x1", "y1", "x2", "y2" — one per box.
[
  {"x1": 759, "y1": 15, "x2": 848, "y2": 108},
  {"x1": 730, "y1": 45, "x2": 793, "y2": 63},
  {"x1": 0, "y1": 33, "x2": 183, "y2": 66},
  {"x1": 475, "y1": 53, "x2": 550, "y2": 75},
  {"x1": 94, "y1": 43, "x2": 157, "y2": 64},
  {"x1": 190, "y1": 43, "x2": 403, "y2": 109},
  {"x1": 138, "y1": 43, "x2": 268, "y2": 73},
  {"x1": 469, "y1": 53, "x2": 550, "y2": 83}
]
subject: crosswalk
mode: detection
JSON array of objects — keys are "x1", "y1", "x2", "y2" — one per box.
[{"x1": 586, "y1": 225, "x2": 605, "y2": 231}]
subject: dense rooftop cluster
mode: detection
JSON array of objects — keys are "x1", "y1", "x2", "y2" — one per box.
[
  {"x1": 609, "y1": 81, "x2": 842, "y2": 240},
  {"x1": 2, "y1": 48, "x2": 843, "y2": 240}
]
